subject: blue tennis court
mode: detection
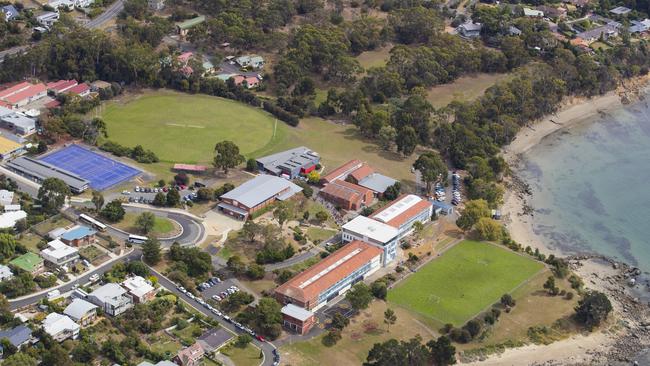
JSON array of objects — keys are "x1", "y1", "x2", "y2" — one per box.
[{"x1": 40, "y1": 144, "x2": 141, "y2": 190}]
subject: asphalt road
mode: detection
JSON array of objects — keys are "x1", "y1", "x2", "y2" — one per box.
[
  {"x1": 150, "y1": 267, "x2": 278, "y2": 366},
  {"x1": 0, "y1": 0, "x2": 124, "y2": 62},
  {"x1": 264, "y1": 233, "x2": 340, "y2": 271},
  {"x1": 9, "y1": 249, "x2": 142, "y2": 310}
]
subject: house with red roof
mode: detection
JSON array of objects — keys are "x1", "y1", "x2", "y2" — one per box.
[
  {"x1": 67, "y1": 83, "x2": 91, "y2": 97},
  {"x1": 243, "y1": 76, "x2": 260, "y2": 89},
  {"x1": 47, "y1": 80, "x2": 78, "y2": 94},
  {"x1": 0, "y1": 82, "x2": 47, "y2": 108}
]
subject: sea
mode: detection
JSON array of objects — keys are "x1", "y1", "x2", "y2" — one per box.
[
  {"x1": 518, "y1": 97, "x2": 650, "y2": 272},
  {"x1": 517, "y1": 96, "x2": 650, "y2": 364}
]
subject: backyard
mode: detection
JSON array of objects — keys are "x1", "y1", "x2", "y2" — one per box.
[{"x1": 387, "y1": 240, "x2": 544, "y2": 326}]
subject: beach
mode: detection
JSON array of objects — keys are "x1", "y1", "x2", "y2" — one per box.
[{"x1": 467, "y1": 79, "x2": 650, "y2": 365}]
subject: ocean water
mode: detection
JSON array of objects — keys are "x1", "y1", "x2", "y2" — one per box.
[{"x1": 518, "y1": 98, "x2": 650, "y2": 273}]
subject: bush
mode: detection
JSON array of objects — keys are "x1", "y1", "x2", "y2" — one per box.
[
  {"x1": 565, "y1": 291, "x2": 574, "y2": 300},
  {"x1": 500, "y1": 294, "x2": 515, "y2": 307}
]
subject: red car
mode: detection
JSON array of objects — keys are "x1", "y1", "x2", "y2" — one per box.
[
  {"x1": 162, "y1": 187, "x2": 168, "y2": 192},
  {"x1": 256, "y1": 335, "x2": 266, "y2": 342}
]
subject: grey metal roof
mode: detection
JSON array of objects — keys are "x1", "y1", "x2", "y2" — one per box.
[
  {"x1": 281, "y1": 304, "x2": 314, "y2": 321},
  {"x1": 1, "y1": 113, "x2": 36, "y2": 130},
  {"x1": 197, "y1": 328, "x2": 233, "y2": 352},
  {"x1": 0, "y1": 325, "x2": 31, "y2": 347},
  {"x1": 220, "y1": 174, "x2": 302, "y2": 208},
  {"x1": 6, "y1": 156, "x2": 89, "y2": 192},
  {"x1": 358, "y1": 173, "x2": 398, "y2": 194},
  {"x1": 256, "y1": 147, "x2": 319, "y2": 175},
  {"x1": 63, "y1": 298, "x2": 97, "y2": 321},
  {"x1": 0, "y1": 107, "x2": 13, "y2": 118}
]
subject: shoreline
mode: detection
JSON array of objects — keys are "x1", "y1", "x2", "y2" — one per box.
[{"x1": 470, "y1": 78, "x2": 650, "y2": 365}]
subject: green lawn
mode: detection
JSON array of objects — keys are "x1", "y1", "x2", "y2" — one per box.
[
  {"x1": 113, "y1": 212, "x2": 177, "y2": 237},
  {"x1": 388, "y1": 240, "x2": 544, "y2": 326},
  {"x1": 102, "y1": 90, "x2": 287, "y2": 164},
  {"x1": 221, "y1": 343, "x2": 262, "y2": 366},
  {"x1": 306, "y1": 227, "x2": 337, "y2": 243}
]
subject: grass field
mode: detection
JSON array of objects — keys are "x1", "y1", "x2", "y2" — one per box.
[
  {"x1": 357, "y1": 45, "x2": 393, "y2": 70},
  {"x1": 426, "y1": 73, "x2": 511, "y2": 109},
  {"x1": 102, "y1": 91, "x2": 285, "y2": 164},
  {"x1": 113, "y1": 212, "x2": 178, "y2": 237},
  {"x1": 387, "y1": 240, "x2": 544, "y2": 326}
]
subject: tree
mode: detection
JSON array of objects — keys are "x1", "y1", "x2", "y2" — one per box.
[
  {"x1": 574, "y1": 291, "x2": 612, "y2": 330},
  {"x1": 378, "y1": 125, "x2": 397, "y2": 150},
  {"x1": 246, "y1": 264, "x2": 265, "y2": 280},
  {"x1": 250, "y1": 297, "x2": 283, "y2": 339},
  {"x1": 426, "y1": 336, "x2": 456, "y2": 366},
  {"x1": 500, "y1": 293, "x2": 515, "y2": 307},
  {"x1": 474, "y1": 218, "x2": 502, "y2": 241},
  {"x1": 364, "y1": 336, "x2": 430, "y2": 366},
  {"x1": 235, "y1": 333, "x2": 252, "y2": 348},
  {"x1": 42, "y1": 344, "x2": 74, "y2": 366},
  {"x1": 463, "y1": 319, "x2": 481, "y2": 338},
  {"x1": 166, "y1": 189, "x2": 180, "y2": 207},
  {"x1": 383, "y1": 182, "x2": 401, "y2": 201},
  {"x1": 413, "y1": 151, "x2": 447, "y2": 195},
  {"x1": 101, "y1": 200, "x2": 125, "y2": 222},
  {"x1": 91, "y1": 190, "x2": 104, "y2": 211},
  {"x1": 196, "y1": 188, "x2": 213, "y2": 202},
  {"x1": 331, "y1": 311, "x2": 350, "y2": 330},
  {"x1": 214, "y1": 140, "x2": 245, "y2": 174},
  {"x1": 142, "y1": 237, "x2": 161, "y2": 265},
  {"x1": 315, "y1": 210, "x2": 329, "y2": 224},
  {"x1": 273, "y1": 203, "x2": 290, "y2": 228},
  {"x1": 227, "y1": 255, "x2": 246, "y2": 275},
  {"x1": 384, "y1": 308, "x2": 397, "y2": 331},
  {"x1": 38, "y1": 178, "x2": 70, "y2": 214},
  {"x1": 307, "y1": 170, "x2": 320, "y2": 184},
  {"x1": 246, "y1": 158, "x2": 258, "y2": 172},
  {"x1": 2, "y1": 353, "x2": 38, "y2": 366},
  {"x1": 456, "y1": 199, "x2": 491, "y2": 231},
  {"x1": 153, "y1": 192, "x2": 166, "y2": 206},
  {"x1": 174, "y1": 173, "x2": 189, "y2": 186},
  {"x1": 0, "y1": 233, "x2": 16, "y2": 261},
  {"x1": 543, "y1": 276, "x2": 559, "y2": 296},
  {"x1": 71, "y1": 340, "x2": 99, "y2": 362},
  {"x1": 371, "y1": 280, "x2": 388, "y2": 299},
  {"x1": 136, "y1": 212, "x2": 156, "y2": 234},
  {"x1": 346, "y1": 282, "x2": 373, "y2": 311},
  {"x1": 396, "y1": 126, "x2": 418, "y2": 156}
]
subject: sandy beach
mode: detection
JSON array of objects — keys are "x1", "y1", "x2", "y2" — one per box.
[{"x1": 467, "y1": 79, "x2": 650, "y2": 365}]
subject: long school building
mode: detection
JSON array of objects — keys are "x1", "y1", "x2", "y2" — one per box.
[
  {"x1": 274, "y1": 240, "x2": 383, "y2": 311},
  {"x1": 370, "y1": 194, "x2": 433, "y2": 239}
]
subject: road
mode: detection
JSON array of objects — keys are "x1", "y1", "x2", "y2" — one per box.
[
  {"x1": 264, "y1": 233, "x2": 340, "y2": 271},
  {"x1": 150, "y1": 266, "x2": 278, "y2": 366},
  {"x1": 10, "y1": 249, "x2": 141, "y2": 310},
  {"x1": 0, "y1": 0, "x2": 124, "y2": 62}
]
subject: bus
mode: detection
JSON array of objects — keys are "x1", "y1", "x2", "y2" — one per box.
[
  {"x1": 127, "y1": 234, "x2": 148, "y2": 244},
  {"x1": 79, "y1": 213, "x2": 107, "y2": 231}
]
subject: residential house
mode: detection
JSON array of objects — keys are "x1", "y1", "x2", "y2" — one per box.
[
  {"x1": 218, "y1": 174, "x2": 302, "y2": 219},
  {"x1": 121, "y1": 276, "x2": 156, "y2": 303},
  {"x1": 629, "y1": 19, "x2": 650, "y2": 33},
  {"x1": 67, "y1": 83, "x2": 91, "y2": 97},
  {"x1": 40, "y1": 239, "x2": 79, "y2": 268},
  {"x1": 75, "y1": 0, "x2": 94, "y2": 7},
  {"x1": 0, "y1": 265, "x2": 12, "y2": 282},
  {"x1": 255, "y1": 146, "x2": 320, "y2": 179},
  {"x1": 0, "y1": 325, "x2": 32, "y2": 353},
  {"x1": 35, "y1": 11, "x2": 60, "y2": 28},
  {"x1": 63, "y1": 298, "x2": 98, "y2": 326},
  {"x1": 148, "y1": 0, "x2": 164, "y2": 10},
  {"x1": 90, "y1": 80, "x2": 112, "y2": 92},
  {"x1": 0, "y1": 190, "x2": 13, "y2": 206},
  {"x1": 576, "y1": 24, "x2": 619, "y2": 43},
  {"x1": 0, "y1": 210, "x2": 27, "y2": 229},
  {"x1": 610, "y1": 6, "x2": 631, "y2": 15},
  {"x1": 537, "y1": 5, "x2": 567, "y2": 18},
  {"x1": 3, "y1": 205, "x2": 20, "y2": 213},
  {"x1": 275, "y1": 240, "x2": 383, "y2": 311},
  {"x1": 1, "y1": 5, "x2": 19, "y2": 21},
  {"x1": 87, "y1": 283, "x2": 134, "y2": 316},
  {"x1": 196, "y1": 328, "x2": 233, "y2": 356},
  {"x1": 138, "y1": 362, "x2": 177, "y2": 366},
  {"x1": 281, "y1": 304, "x2": 316, "y2": 335},
  {"x1": 235, "y1": 55, "x2": 265, "y2": 69},
  {"x1": 523, "y1": 8, "x2": 544, "y2": 17},
  {"x1": 9, "y1": 252, "x2": 44, "y2": 275},
  {"x1": 176, "y1": 16, "x2": 205, "y2": 37},
  {"x1": 42, "y1": 313, "x2": 80, "y2": 342},
  {"x1": 49, "y1": 0, "x2": 74, "y2": 10},
  {"x1": 458, "y1": 21, "x2": 482, "y2": 38},
  {"x1": 243, "y1": 76, "x2": 260, "y2": 89},
  {"x1": 173, "y1": 343, "x2": 204, "y2": 366},
  {"x1": 59, "y1": 225, "x2": 97, "y2": 247}
]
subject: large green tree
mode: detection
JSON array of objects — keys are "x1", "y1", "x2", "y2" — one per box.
[
  {"x1": 346, "y1": 282, "x2": 373, "y2": 311},
  {"x1": 214, "y1": 140, "x2": 245, "y2": 175},
  {"x1": 413, "y1": 151, "x2": 447, "y2": 195},
  {"x1": 136, "y1": 212, "x2": 156, "y2": 234},
  {"x1": 91, "y1": 190, "x2": 104, "y2": 212},
  {"x1": 456, "y1": 199, "x2": 491, "y2": 231},
  {"x1": 0, "y1": 233, "x2": 16, "y2": 261},
  {"x1": 38, "y1": 178, "x2": 70, "y2": 214},
  {"x1": 574, "y1": 291, "x2": 612, "y2": 330},
  {"x1": 142, "y1": 237, "x2": 161, "y2": 265},
  {"x1": 101, "y1": 200, "x2": 125, "y2": 222}
]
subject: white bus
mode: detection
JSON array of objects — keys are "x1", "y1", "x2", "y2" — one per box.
[
  {"x1": 79, "y1": 213, "x2": 107, "y2": 231},
  {"x1": 127, "y1": 234, "x2": 148, "y2": 244}
]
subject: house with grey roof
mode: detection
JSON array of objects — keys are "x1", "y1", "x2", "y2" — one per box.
[
  {"x1": 1, "y1": 5, "x2": 18, "y2": 21},
  {"x1": 87, "y1": 283, "x2": 133, "y2": 316},
  {"x1": 457, "y1": 21, "x2": 482, "y2": 38},
  {"x1": 218, "y1": 174, "x2": 302, "y2": 219},
  {"x1": 610, "y1": 6, "x2": 631, "y2": 15},
  {"x1": 235, "y1": 55, "x2": 265, "y2": 69},
  {"x1": 35, "y1": 11, "x2": 59, "y2": 28},
  {"x1": 256, "y1": 147, "x2": 320, "y2": 179},
  {"x1": 629, "y1": 19, "x2": 650, "y2": 33},
  {"x1": 64, "y1": 298, "x2": 98, "y2": 326},
  {"x1": 0, "y1": 265, "x2": 12, "y2": 282},
  {"x1": 197, "y1": 328, "x2": 233, "y2": 355},
  {"x1": 0, "y1": 325, "x2": 32, "y2": 353}
]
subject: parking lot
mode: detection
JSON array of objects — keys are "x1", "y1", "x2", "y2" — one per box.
[
  {"x1": 198, "y1": 277, "x2": 240, "y2": 303},
  {"x1": 122, "y1": 185, "x2": 196, "y2": 204}
]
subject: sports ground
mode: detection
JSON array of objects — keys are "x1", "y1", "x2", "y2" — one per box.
[
  {"x1": 101, "y1": 91, "x2": 285, "y2": 164},
  {"x1": 387, "y1": 240, "x2": 544, "y2": 326},
  {"x1": 40, "y1": 144, "x2": 140, "y2": 190}
]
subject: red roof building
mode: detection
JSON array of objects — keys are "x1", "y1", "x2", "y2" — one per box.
[
  {"x1": 320, "y1": 159, "x2": 364, "y2": 184},
  {"x1": 244, "y1": 76, "x2": 260, "y2": 89},
  {"x1": 47, "y1": 80, "x2": 78, "y2": 94},
  {"x1": 348, "y1": 164, "x2": 374, "y2": 184},
  {"x1": 173, "y1": 342, "x2": 204, "y2": 366},
  {"x1": 275, "y1": 240, "x2": 383, "y2": 310},
  {"x1": 370, "y1": 194, "x2": 433, "y2": 237},
  {"x1": 0, "y1": 82, "x2": 47, "y2": 108},
  {"x1": 231, "y1": 75, "x2": 245, "y2": 86},
  {"x1": 319, "y1": 179, "x2": 373, "y2": 211},
  {"x1": 67, "y1": 83, "x2": 91, "y2": 97}
]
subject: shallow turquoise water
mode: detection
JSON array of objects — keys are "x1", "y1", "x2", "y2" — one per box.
[{"x1": 519, "y1": 99, "x2": 650, "y2": 272}]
